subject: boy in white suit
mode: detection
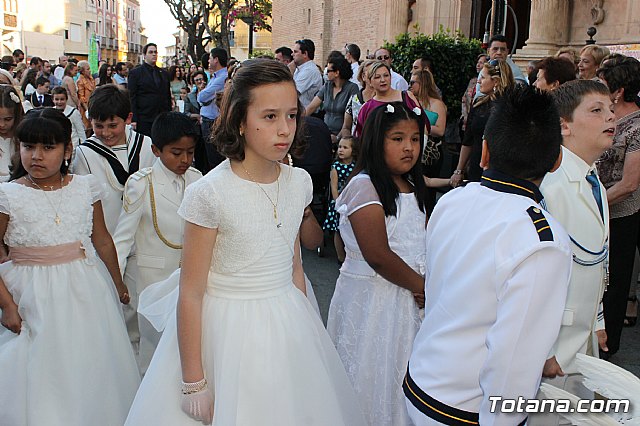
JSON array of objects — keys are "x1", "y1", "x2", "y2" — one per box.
[
  {"x1": 530, "y1": 80, "x2": 615, "y2": 425},
  {"x1": 113, "y1": 112, "x2": 202, "y2": 373},
  {"x1": 73, "y1": 84, "x2": 155, "y2": 234},
  {"x1": 405, "y1": 86, "x2": 572, "y2": 426},
  {"x1": 73, "y1": 84, "x2": 155, "y2": 359}
]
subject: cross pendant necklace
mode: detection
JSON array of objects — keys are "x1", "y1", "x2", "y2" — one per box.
[
  {"x1": 241, "y1": 162, "x2": 282, "y2": 228},
  {"x1": 27, "y1": 175, "x2": 65, "y2": 225}
]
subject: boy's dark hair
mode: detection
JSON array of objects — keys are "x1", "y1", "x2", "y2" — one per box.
[
  {"x1": 353, "y1": 101, "x2": 426, "y2": 217},
  {"x1": 115, "y1": 62, "x2": 126, "y2": 73},
  {"x1": 295, "y1": 39, "x2": 315, "y2": 60},
  {"x1": 275, "y1": 46, "x2": 293, "y2": 62},
  {"x1": 29, "y1": 56, "x2": 42, "y2": 67},
  {"x1": 210, "y1": 47, "x2": 228, "y2": 67},
  {"x1": 35, "y1": 76, "x2": 49, "y2": 87},
  {"x1": 345, "y1": 43, "x2": 361, "y2": 62},
  {"x1": 536, "y1": 56, "x2": 576, "y2": 87},
  {"x1": 51, "y1": 86, "x2": 68, "y2": 98},
  {"x1": 143, "y1": 43, "x2": 157, "y2": 55},
  {"x1": 12, "y1": 49, "x2": 24, "y2": 57},
  {"x1": 597, "y1": 55, "x2": 640, "y2": 103},
  {"x1": 329, "y1": 56, "x2": 353, "y2": 81},
  {"x1": 552, "y1": 80, "x2": 610, "y2": 121},
  {"x1": 151, "y1": 111, "x2": 199, "y2": 150},
  {"x1": 484, "y1": 85, "x2": 561, "y2": 181},
  {"x1": 213, "y1": 58, "x2": 305, "y2": 161},
  {"x1": 11, "y1": 108, "x2": 72, "y2": 180},
  {"x1": 88, "y1": 84, "x2": 131, "y2": 121}
]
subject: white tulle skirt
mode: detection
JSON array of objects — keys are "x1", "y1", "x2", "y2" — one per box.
[
  {"x1": 0, "y1": 257, "x2": 140, "y2": 426},
  {"x1": 126, "y1": 262, "x2": 366, "y2": 425},
  {"x1": 327, "y1": 268, "x2": 422, "y2": 426}
]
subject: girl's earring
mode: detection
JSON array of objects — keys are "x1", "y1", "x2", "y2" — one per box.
[
  {"x1": 239, "y1": 128, "x2": 244, "y2": 137},
  {"x1": 64, "y1": 158, "x2": 69, "y2": 167}
]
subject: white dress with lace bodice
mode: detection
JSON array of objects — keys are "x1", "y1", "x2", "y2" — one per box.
[
  {"x1": 327, "y1": 173, "x2": 426, "y2": 426},
  {"x1": 0, "y1": 175, "x2": 140, "y2": 426},
  {"x1": 125, "y1": 160, "x2": 366, "y2": 426}
]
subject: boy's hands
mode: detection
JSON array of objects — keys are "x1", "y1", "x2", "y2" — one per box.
[
  {"x1": 1, "y1": 302, "x2": 22, "y2": 334},
  {"x1": 542, "y1": 356, "x2": 565, "y2": 378},
  {"x1": 115, "y1": 281, "x2": 130, "y2": 305}
]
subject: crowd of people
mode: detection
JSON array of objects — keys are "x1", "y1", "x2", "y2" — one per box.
[{"x1": 0, "y1": 33, "x2": 638, "y2": 426}]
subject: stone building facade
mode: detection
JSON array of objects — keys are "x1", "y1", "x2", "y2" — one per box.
[{"x1": 272, "y1": 0, "x2": 640, "y2": 67}]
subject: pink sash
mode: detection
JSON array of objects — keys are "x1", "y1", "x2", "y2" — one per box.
[{"x1": 9, "y1": 241, "x2": 86, "y2": 266}]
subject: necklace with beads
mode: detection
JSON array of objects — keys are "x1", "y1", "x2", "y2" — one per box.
[
  {"x1": 241, "y1": 161, "x2": 282, "y2": 228},
  {"x1": 26, "y1": 174, "x2": 65, "y2": 225}
]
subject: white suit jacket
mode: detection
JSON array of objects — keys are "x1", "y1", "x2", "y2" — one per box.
[
  {"x1": 72, "y1": 125, "x2": 155, "y2": 235},
  {"x1": 540, "y1": 146, "x2": 609, "y2": 374},
  {"x1": 113, "y1": 159, "x2": 202, "y2": 291},
  {"x1": 408, "y1": 170, "x2": 572, "y2": 426}
]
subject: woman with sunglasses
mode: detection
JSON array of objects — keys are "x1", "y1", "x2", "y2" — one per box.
[
  {"x1": 450, "y1": 59, "x2": 515, "y2": 186},
  {"x1": 305, "y1": 55, "x2": 359, "y2": 141}
]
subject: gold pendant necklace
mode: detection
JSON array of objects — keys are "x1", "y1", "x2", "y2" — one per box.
[
  {"x1": 241, "y1": 162, "x2": 282, "y2": 228},
  {"x1": 26, "y1": 174, "x2": 65, "y2": 225}
]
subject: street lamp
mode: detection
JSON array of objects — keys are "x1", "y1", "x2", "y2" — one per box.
[{"x1": 238, "y1": 1, "x2": 255, "y2": 56}]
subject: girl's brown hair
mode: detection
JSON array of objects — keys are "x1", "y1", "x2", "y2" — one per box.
[{"x1": 212, "y1": 58, "x2": 305, "y2": 161}]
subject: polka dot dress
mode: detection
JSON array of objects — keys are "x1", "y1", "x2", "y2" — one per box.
[{"x1": 323, "y1": 160, "x2": 355, "y2": 231}]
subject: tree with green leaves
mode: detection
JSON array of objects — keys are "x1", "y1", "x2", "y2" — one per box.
[{"x1": 161, "y1": 0, "x2": 272, "y2": 64}]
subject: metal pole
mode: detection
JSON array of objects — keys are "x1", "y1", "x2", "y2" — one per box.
[
  {"x1": 490, "y1": 0, "x2": 506, "y2": 36},
  {"x1": 248, "y1": 23, "x2": 254, "y2": 56}
]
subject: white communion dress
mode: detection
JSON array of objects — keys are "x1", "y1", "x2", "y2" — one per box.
[
  {"x1": 125, "y1": 160, "x2": 366, "y2": 426},
  {"x1": 0, "y1": 175, "x2": 140, "y2": 426},
  {"x1": 327, "y1": 173, "x2": 426, "y2": 426}
]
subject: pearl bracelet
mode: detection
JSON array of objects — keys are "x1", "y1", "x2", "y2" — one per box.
[
  {"x1": 182, "y1": 378, "x2": 207, "y2": 395},
  {"x1": 453, "y1": 169, "x2": 464, "y2": 175}
]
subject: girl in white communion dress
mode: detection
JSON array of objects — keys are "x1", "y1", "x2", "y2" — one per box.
[{"x1": 125, "y1": 59, "x2": 366, "y2": 426}]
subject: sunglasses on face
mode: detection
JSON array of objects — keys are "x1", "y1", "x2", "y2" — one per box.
[
  {"x1": 376, "y1": 55, "x2": 390, "y2": 60},
  {"x1": 194, "y1": 78, "x2": 204, "y2": 83},
  {"x1": 409, "y1": 80, "x2": 418, "y2": 86},
  {"x1": 327, "y1": 68, "x2": 337, "y2": 73}
]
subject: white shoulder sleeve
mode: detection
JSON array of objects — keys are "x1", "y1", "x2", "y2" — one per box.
[
  {"x1": 178, "y1": 179, "x2": 219, "y2": 229},
  {"x1": 336, "y1": 174, "x2": 382, "y2": 218}
]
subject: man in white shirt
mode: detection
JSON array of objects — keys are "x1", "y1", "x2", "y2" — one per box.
[
  {"x1": 375, "y1": 47, "x2": 408, "y2": 91},
  {"x1": 54, "y1": 55, "x2": 68, "y2": 82},
  {"x1": 291, "y1": 39, "x2": 323, "y2": 109},
  {"x1": 343, "y1": 43, "x2": 361, "y2": 88}
]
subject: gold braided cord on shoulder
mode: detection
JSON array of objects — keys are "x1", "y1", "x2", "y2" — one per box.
[{"x1": 147, "y1": 175, "x2": 183, "y2": 250}]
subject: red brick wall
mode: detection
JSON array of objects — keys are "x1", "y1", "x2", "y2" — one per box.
[{"x1": 272, "y1": 0, "x2": 394, "y2": 66}]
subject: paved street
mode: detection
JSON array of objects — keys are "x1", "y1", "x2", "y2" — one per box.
[{"x1": 302, "y1": 243, "x2": 640, "y2": 378}]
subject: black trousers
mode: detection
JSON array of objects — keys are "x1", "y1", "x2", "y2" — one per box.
[{"x1": 603, "y1": 210, "x2": 640, "y2": 355}]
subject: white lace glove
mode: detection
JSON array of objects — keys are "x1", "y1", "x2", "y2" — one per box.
[{"x1": 181, "y1": 381, "x2": 214, "y2": 425}]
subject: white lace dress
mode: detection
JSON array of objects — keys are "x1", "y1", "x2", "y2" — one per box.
[
  {"x1": 327, "y1": 173, "x2": 426, "y2": 426},
  {"x1": 0, "y1": 175, "x2": 140, "y2": 426},
  {"x1": 125, "y1": 160, "x2": 366, "y2": 426}
]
